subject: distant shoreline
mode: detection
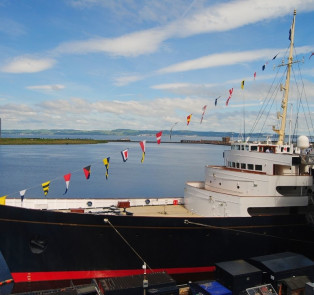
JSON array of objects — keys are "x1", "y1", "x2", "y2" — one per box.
[
  {"x1": 0, "y1": 138, "x2": 109, "y2": 145},
  {"x1": 0, "y1": 137, "x2": 230, "y2": 145}
]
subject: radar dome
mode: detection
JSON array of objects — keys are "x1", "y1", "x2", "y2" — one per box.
[{"x1": 297, "y1": 135, "x2": 310, "y2": 149}]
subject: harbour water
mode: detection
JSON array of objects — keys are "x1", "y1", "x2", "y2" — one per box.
[{"x1": 0, "y1": 141, "x2": 227, "y2": 200}]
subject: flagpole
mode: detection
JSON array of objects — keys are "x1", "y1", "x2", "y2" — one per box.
[
  {"x1": 273, "y1": 9, "x2": 296, "y2": 145},
  {"x1": 243, "y1": 92, "x2": 246, "y2": 142},
  {"x1": 241, "y1": 80, "x2": 246, "y2": 142}
]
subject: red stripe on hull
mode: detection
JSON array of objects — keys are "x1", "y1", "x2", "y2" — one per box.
[{"x1": 12, "y1": 266, "x2": 215, "y2": 283}]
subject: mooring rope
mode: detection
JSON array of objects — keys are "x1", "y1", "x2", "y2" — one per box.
[
  {"x1": 184, "y1": 219, "x2": 314, "y2": 245},
  {"x1": 104, "y1": 218, "x2": 153, "y2": 271}
]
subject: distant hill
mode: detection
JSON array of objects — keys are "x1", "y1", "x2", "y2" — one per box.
[{"x1": 1, "y1": 129, "x2": 243, "y2": 138}]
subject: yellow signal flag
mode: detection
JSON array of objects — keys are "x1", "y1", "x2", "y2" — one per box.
[
  {"x1": 42, "y1": 181, "x2": 50, "y2": 196},
  {"x1": 141, "y1": 152, "x2": 145, "y2": 163},
  {"x1": 241, "y1": 80, "x2": 245, "y2": 89},
  {"x1": 0, "y1": 195, "x2": 7, "y2": 205}
]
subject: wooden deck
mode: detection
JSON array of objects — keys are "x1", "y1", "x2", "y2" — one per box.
[{"x1": 125, "y1": 204, "x2": 200, "y2": 217}]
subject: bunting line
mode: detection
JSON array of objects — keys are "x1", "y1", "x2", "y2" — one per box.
[{"x1": 2, "y1": 17, "x2": 312, "y2": 202}]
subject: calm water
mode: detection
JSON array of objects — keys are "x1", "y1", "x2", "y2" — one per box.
[{"x1": 0, "y1": 142, "x2": 227, "y2": 199}]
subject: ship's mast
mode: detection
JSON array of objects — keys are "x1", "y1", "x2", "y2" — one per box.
[{"x1": 273, "y1": 9, "x2": 296, "y2": 145}]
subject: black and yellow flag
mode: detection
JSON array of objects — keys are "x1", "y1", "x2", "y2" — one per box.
[
  {"x1": 42, "y1": 181, "x2": 50, "y2": 196},
  {"x1": 103, "y1": 157, "x2": 110, "y2": 179},
  {"x1": 241, "y1": 80, "x2": 245, "y2": 89}
]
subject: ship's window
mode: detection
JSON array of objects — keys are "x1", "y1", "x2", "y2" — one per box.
[
  {"x1": 236, "y1": 163, "x2": 240, "y2": 168},
  {"x1": 292, "y1": 157, "x2": 301, "y2": 165},
  {"x1": 248, "y1": 164, "x2": 254, "y2": 170},
  {"x1": 241, "y1": 163, "x2": 246, "y2": 169},
  {"x1": 29, "y1": 235, "x2": 48, "y2": 254},
  {"x1": 250, "y1": 146, "x2": 258, "y2": 151},
  {"x1": 241, "y1": 145, "x2": 244, "y2": 150},
  {"x1": 255, "y1": 165, "x2": 262, "y2": 171},
  {"x1": 235, "y1": 145, "x2": 240, "y2": 150},
  {"x1": 231, "y1": 162, "x2": 235, "y2": 168},
  {"x1": 245, "y1": 145, "x2": 249, "y2": 151}
]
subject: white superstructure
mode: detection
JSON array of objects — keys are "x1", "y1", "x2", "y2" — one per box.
[{"x1": 184, "y1": 140, "x2": 313, "y2": 217}]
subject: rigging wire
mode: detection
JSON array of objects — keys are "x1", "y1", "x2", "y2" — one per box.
[
  {"x1": 104, "y1": 218, "x2": 153, "y2": 271},
  {"x1": 248, "y1": 66, "x2": 283, "y2": 141},
  {"x1": 258, "y1": 71, "x2": 284, "y2": 140},
  {"x1": 248, "y1": 46, "x2": 290, "y2": 141},
  {"x1": 184, "y1": 220, "x2": 314, "y2": 245},
  {"x1": 291, "y1": 47, "x2": 314, "y2": 142}
]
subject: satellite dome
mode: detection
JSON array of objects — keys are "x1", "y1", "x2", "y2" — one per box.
[{"x1": 297, "y1": 135, "x2": 310, "y2": 149}]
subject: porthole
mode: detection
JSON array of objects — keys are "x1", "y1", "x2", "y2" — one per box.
[{"x1": 29, "y1": 235, "x2": 48, "y2": 254}]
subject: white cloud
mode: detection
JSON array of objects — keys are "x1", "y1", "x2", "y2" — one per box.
[
  {"x1": 168, "y1": 0, "x2": 314, "y2": 38},
  {"x1": 113, "y1": 74, "x2": 145, "y2": 86},
  {"x1": 55, "y1": 0, "x2": 314, "y2": 58},
  {"x1": 114, "y1": 45, "x2": 314, "y2": 86},
  {"x1": 1, "y1": 57, "x2": 56, "y2": 73},
  {"x1": 2, "y1": 86, "x2": 313, "y2": 132},
  {"x1": 54, "y1": 29, "x2": 168, "y2": 57},
  {"x1": 27, "y1": 84, "x2": 65, "y2": 91},
  {"x1": 152, "y1": 83, "x2": 200, "y2": 90},
  {"x1": 152, "y1": 83, "x2": 218, "y2": 97},
  {"x1": 157, "y1": 46, "x2": 314, "y2": 74},
  {"x1": 0, "y1": 103, "x2": 37, "y2": 119},
  {"x1": 69, "y1": 0, "x2": 203, "y2": 25}
]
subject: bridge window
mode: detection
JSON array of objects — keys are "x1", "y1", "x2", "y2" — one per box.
[{"x1": 255, "y1": 165, "x2": 263, "y2": 171}]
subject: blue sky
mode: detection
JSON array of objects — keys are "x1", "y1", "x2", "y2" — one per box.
[{"x1": 0, "y1": 0, "x2": 314, "y2": 135}]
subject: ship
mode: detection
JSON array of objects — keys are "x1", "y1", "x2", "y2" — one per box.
[{"x1": 1, "y1": 9, "x2": 314, "y2": 290}]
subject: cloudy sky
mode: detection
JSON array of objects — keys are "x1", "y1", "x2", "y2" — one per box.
[{"x1": 0, "y1": 0, "x2": 314, "y2": 135}]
